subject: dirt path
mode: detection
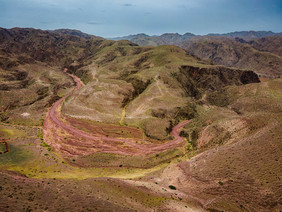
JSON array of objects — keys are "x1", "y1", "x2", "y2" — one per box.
[{"x1": 43, "y1": 71, "x2": 191, "y2": 156}]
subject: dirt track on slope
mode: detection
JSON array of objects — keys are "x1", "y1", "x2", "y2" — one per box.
[{"x1": 43, "y1": 71, "x2": 190, "y2": 156}]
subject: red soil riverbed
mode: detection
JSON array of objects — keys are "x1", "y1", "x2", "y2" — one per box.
[{"x1": 43, "y1": 70, "x2": 191, "y2": 156}]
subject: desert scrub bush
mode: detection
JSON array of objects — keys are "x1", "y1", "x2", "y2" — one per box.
[
  {"x1": 65, "y1": 96, "x2": 71, "y2": 102},
  {"x1": 40, "y1": 118, "x2": 44, "y2": 126},
  {"x1": 0, "y1": 112, "x2": 9, "y2": 122},
  {"x1": 175, "y1": 103, "x2": 197, "y2": 120},
  {"x1": 186, "y1": 140, "x2": 194, "y2": 151},
  {"x1": 180, "y1": 130, "x2": 197, "y2": 149},
  {"x1": 169, "y1": 185, "x2": 176, "y2": 190},
  {"x1": 40, "y1": 141, "x2": 51, "y2": 151},
  {"x1": 37, "y1": 130, "x2": 44, "y2": 141}
]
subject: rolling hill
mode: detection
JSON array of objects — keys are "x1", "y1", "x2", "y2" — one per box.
[
  {"x1": 0, "y1": 27, "x2": 281, "y2": 211},
  {"x1": 112, "y1": 31, "x2": 282, "y2": 78}
]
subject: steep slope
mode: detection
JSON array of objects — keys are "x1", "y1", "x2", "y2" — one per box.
[
  {"x1": 0, "y1": 27, "x2": 115, "y2": 125},
  {"x1": 0, "y1": 27, "x2": 109, "y2": 66},
  {"x1": 236, "y1": 36, "x2": 282, "y2": 57},
  {"x1": 180, "y1": 36, "x2": 282, "y2": 77}
]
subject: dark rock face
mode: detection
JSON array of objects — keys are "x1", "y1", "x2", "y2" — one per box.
[
  {"x1": 175, "y1": 65, "x2": 260, "y2": 99},
  {"x1": 240, "y1": 71, "x2": 260, "y2": 84}
]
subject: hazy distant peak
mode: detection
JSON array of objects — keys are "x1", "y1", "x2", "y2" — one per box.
[
  {"x1": 207, "y1": 30, "x2": 282, "y2": 39},
  {"x1": 111, "y1": 32, "x2": 196, "y2": 45},
  {"x1": 109, "y1": 33, "x2": 150, "y2": 41},
  {"x1": 51, "y1": 29, "x2": 102, "y2": 39}
]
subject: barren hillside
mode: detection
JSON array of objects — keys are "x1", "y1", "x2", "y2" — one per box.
[{"x1": 0, "y1": 28, "x2": 281, "y2": 211}]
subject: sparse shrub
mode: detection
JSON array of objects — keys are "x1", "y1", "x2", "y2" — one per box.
[
  {"x1": 40, "y1": 118, "x2": 44, "y2": 126},
  {"x1": 40, "y1": 141, "x2": 50, "y2": 149},
  {"x1": 37, "y1": 130, "x2": 44, "y2": 141},
  {"x1": 169, "y1": 185, "x2": 176, "y2": 190}
]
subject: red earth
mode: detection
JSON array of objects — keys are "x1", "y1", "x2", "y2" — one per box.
[{"x1": 43, "y1": 70, "x2": 191, "y2": 156}]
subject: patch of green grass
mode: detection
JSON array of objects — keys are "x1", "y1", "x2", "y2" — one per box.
[
  {"x1": 0, "y1": 143, "x2": 6, "y2": 152},
  {"x1": 0, "y1": 126, "x2": 26, "y2": 138},
  {"x1": 0, "y1": 128, "x2": 14, "y2": 137},
  {"x1": 39, "y1": 118, "x2": 44, "y2": 126},
  {"x1": 40, "y1": 141, "x2": 50, "y2": 148},
  {"x1": 37, "y1": 130, "x2": 44, "y2": 141},
  {"x1": 0, "y1": 144, "x2": 34, "y2": 165},
  {"x1": 74, "y1": 147, "x2": 185, "y2": 169}
]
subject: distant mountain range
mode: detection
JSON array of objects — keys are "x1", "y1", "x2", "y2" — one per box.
[
  {"x1": 111, "y1": 31, "x2": 282, "y2": 45},
  {"x1": 110, "y1": 31, "x2": 282, "y2": 77},
  {"x1": 110, "y1": 32, "x2": 196, "y2": 46},
  {"x1": 207, "y1": 30, "x2": 282, "y2": 38}
]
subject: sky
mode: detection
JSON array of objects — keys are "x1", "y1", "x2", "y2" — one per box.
[{"x1": 0, "y1": 0, "x2": 281, "y2": 37}]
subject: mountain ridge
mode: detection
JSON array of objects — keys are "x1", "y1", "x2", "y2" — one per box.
[
  {"x1": 0, "y1": 27, "x2": 281, "y2": 212},
  {"x1": 110, "y1": 30, "x2": 282, "y2": 78},
  {"x1": 111, "y1": 30, "x2": 282, "y2": 42}
]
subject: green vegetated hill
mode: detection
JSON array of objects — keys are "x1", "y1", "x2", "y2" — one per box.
[{"x1": 0, "y1": 28, "x2": 281, "y2": 211}]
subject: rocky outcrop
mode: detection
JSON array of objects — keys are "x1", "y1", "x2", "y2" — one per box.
[{"x1": 175, "y1": 65, "x2": 260, "y2": 98}]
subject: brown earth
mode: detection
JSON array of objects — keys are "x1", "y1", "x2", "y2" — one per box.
[
  {"x1": 1, "y1": 28, "x2": 280, "y2": 211},
  {"x1": 179, "y1": 36, "x2": 282, "y2": 78},
  {"x1": 43, "y1": 70, "x2": 191, "y2": 159}
]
